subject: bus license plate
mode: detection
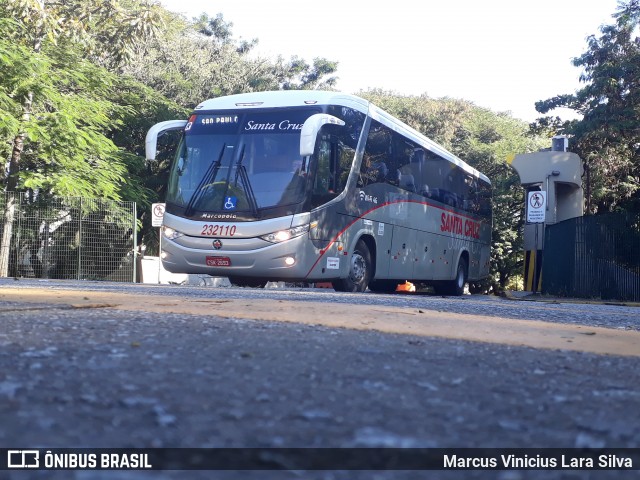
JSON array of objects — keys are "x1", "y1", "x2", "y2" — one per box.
[{"x1": 206, "y1": 256, "x2": 231, "y2": 267}]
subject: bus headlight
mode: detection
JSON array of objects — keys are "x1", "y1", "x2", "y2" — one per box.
[
  {"x1": 162, "y1": 226, "x2": 184, "y2": 240},
  {"x1": 260, "y1": 224, "x2": 309, "y2": 243}
]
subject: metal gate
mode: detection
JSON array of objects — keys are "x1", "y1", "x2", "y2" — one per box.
[
  {"x1": 543, "y1": 213, "x2": 640, "y2": 301},
  {"x1": 0, "y1": 193, "x2": 137, "y2": 282}
]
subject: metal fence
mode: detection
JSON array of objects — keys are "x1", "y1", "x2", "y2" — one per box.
[
  {"x1": 0, "y1": 193, "x2": 137, "y2": 282},
  {"x1": 543, "y1": 212, "x2": 640, "y2": 301}
]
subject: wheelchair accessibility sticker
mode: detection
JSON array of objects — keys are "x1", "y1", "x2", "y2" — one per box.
[{"x1": 224, "y1": 196, "x2": 237, "y2": 210}]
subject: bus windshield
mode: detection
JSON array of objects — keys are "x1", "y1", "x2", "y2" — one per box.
[{"x1": 166, "y1": 109, "x2": 318, "y2": 218}]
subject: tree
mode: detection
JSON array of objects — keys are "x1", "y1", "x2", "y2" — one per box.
[
  {"x1": 455, "y1": 108, "x2": 548, "y2": 292},
  {"x1": 193, "y1": 12, "x2": 258, "y2": 54},
  {"x1": 279, "y1": 56, "x2": 339, "y2": 90},
  {"x1": 123, "y1": 12, "x2": 339, "y2": 109},
  {"x1": 534, "y1": 0, "x2": 640, "y2": 213},
  {"x1": 0, "y1": 0, "x2": 165, "y2": 276}
]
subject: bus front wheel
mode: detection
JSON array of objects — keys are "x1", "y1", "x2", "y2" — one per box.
[{"x1": 332, "y1": 240, "x2": 372, "y2": 293}]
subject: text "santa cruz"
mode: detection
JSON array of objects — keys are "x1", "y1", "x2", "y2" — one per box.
[{"x1": 244, "y1": 120, "x2": 303, "y2": 131}]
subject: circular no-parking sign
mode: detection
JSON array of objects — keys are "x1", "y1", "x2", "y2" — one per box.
[
  {"x1": 527, "y1": 191, "x2": 546, "y2": 223},
  {"x1": 151, "y1": 203, "x2": 165, "y2": 227}
]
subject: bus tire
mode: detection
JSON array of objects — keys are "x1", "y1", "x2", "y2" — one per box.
[
  {"x1": 368, "y1": 279, "x2": 398, "y2": 293},
  {"x1": 332, "y1": 239, "x2": 372, "y2": 293},
  {"x1": 436, "y1": 257, "x2": 468, "y2": 296},
  {"x1": 229, "y1": 277, "x2": 267, "y2": 288}
]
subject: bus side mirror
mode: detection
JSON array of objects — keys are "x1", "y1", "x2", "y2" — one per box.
[
  {"x1": 299, "y1": 114, "x2": 345, "y2": 157},
  {"x1": 145, "y1": 120, "x2": 188, "y2": 161}
]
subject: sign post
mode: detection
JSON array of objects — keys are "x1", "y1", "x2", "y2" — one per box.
[
  {"x1": 151, "y1": 203, "x2": 165, "y2": 284},
  {"x1": 526, "y1": 192, "x2": 546, "y2": 293}
]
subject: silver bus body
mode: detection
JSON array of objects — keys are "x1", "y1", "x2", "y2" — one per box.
[{"x1": 146, "y1": 91, "x2": 491, "y2": 293}]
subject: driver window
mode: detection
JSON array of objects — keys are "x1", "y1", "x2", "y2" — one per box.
[
  {"x1": 310, "y1": 130, "x2": 354, "y2": 208},
  {"x1": 314, "y1": 137, "x2": 331, "y2": 195}
]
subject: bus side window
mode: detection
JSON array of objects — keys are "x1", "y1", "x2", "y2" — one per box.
[
  {"x1": 360, "y1": 120, "x2": 393, "y2": 187},
  {"x1": 398, "y1": 146, "x2": 424, "y2": 193},
  {"x1": 464, "y1": 174, "x2": 478, "y2": 213}
]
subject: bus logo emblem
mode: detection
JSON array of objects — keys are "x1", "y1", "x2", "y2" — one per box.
[
  {"x1": 358, "y1": 190, "x2": 378, "y2": 204},
  {"x1": 212, "y1": 239, "x2": 223, "y2": 250}
]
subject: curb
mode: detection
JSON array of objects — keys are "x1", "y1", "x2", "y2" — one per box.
[{"x1": 501, "y1": 290, "x2": 640, "y2": 308}]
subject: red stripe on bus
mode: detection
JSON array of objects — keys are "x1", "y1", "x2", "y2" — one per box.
[{"x1": 304, "y1": 199, "x2": 488, "y2": 279}]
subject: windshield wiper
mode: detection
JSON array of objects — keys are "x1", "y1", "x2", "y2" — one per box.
[
  {"x1": 231, "y1": 145, "x2": 260, "y2": 218},
  {"x1": 219, "y1": 145, "x2": 259, "y2": 218},
  {"x1": 184, "y1": 143, "x2": 226, "y2": 217}
]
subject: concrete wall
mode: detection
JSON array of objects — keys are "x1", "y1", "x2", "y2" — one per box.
[{"x1": 510, "y1": 151, "x2": 584, "y2": 225}]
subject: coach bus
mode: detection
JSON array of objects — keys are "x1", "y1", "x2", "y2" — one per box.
[{"x1": 145, "y1": 91, "x2": 491, "y2": 294}]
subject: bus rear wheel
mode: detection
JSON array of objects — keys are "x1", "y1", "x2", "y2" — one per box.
[
  {"x1": 435, "y1": 257, "x2": 468, "y2": 296},
  {"x1": 332, "y1": 240, "x2": 372, "y2": 293}
]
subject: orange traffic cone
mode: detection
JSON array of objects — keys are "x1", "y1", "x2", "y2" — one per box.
[{"x1": 396, "y1": 281, "x2": 416, "y2": 293}]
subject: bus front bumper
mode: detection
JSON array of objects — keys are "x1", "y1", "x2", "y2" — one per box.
[{"x1": 160, "y1": 234, "x2": 343, "y2": 282}]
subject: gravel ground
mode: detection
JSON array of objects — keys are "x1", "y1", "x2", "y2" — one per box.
[
  {"x1": 1, "y1": 279, "x2": 639, "y2": 480},
  {"x1": 2, "y1": 278, "x2": 638, "y2": 330}
]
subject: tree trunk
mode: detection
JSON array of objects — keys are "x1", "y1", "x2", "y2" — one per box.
[
  {"x1": 0, "y1": 194, "x2": 16, "y2": 277},
  {"x1": 0, "y1": 0, "x2": 43, "y2": 277},
  {"x1": 0, "y1": 91, "x2": 33, "y2": 277}
]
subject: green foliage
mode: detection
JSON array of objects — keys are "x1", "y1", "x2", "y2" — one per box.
[
  {"x1": 4, "y1": 0, "x2": 167, "y2": 67},
  {"x1": 193, "y1": 12, "x2": 258, "y2": 53},
  {"x1": 4, "y1": 0, "x2": 179, "y2": 196},
  {"x1": 358, "y1": 90, "x2": 471, "y2": 149},
  {"x1": 122, "y1": 12, "x2": 338, "y2": 108},
  {"x1": 533, "y1": 0, "x2": 640, "y2": 213},
  {"x1": 1, "y1": 0, "x2": 168, "y2": 200},
  {"x1": 0, "y1": 20, "x2": 23, "y2": 153},
  {"x1": 0, "y1": 36, "x2": 126, "y2": 198},
  {"x1": 0, "y1": 0, "x2": 170, "y2": 277},
  {"x1": 107, "y1": 75, "x2": 188, "y2": 194},
  {"x1": 279, "y1": 56, "x2": 339, "y2": 90}
]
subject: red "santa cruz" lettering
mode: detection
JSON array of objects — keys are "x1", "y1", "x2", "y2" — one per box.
[
  {"x1": 441, "y1": 212, "x2": 462, "y2": 235},
  {"x1": 440, "y1": 213, "x2": 480, "y2": 239}
]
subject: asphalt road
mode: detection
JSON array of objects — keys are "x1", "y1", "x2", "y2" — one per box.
[{"x1": 1, "y1": 279, "x2": 639, "y2": 480}]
